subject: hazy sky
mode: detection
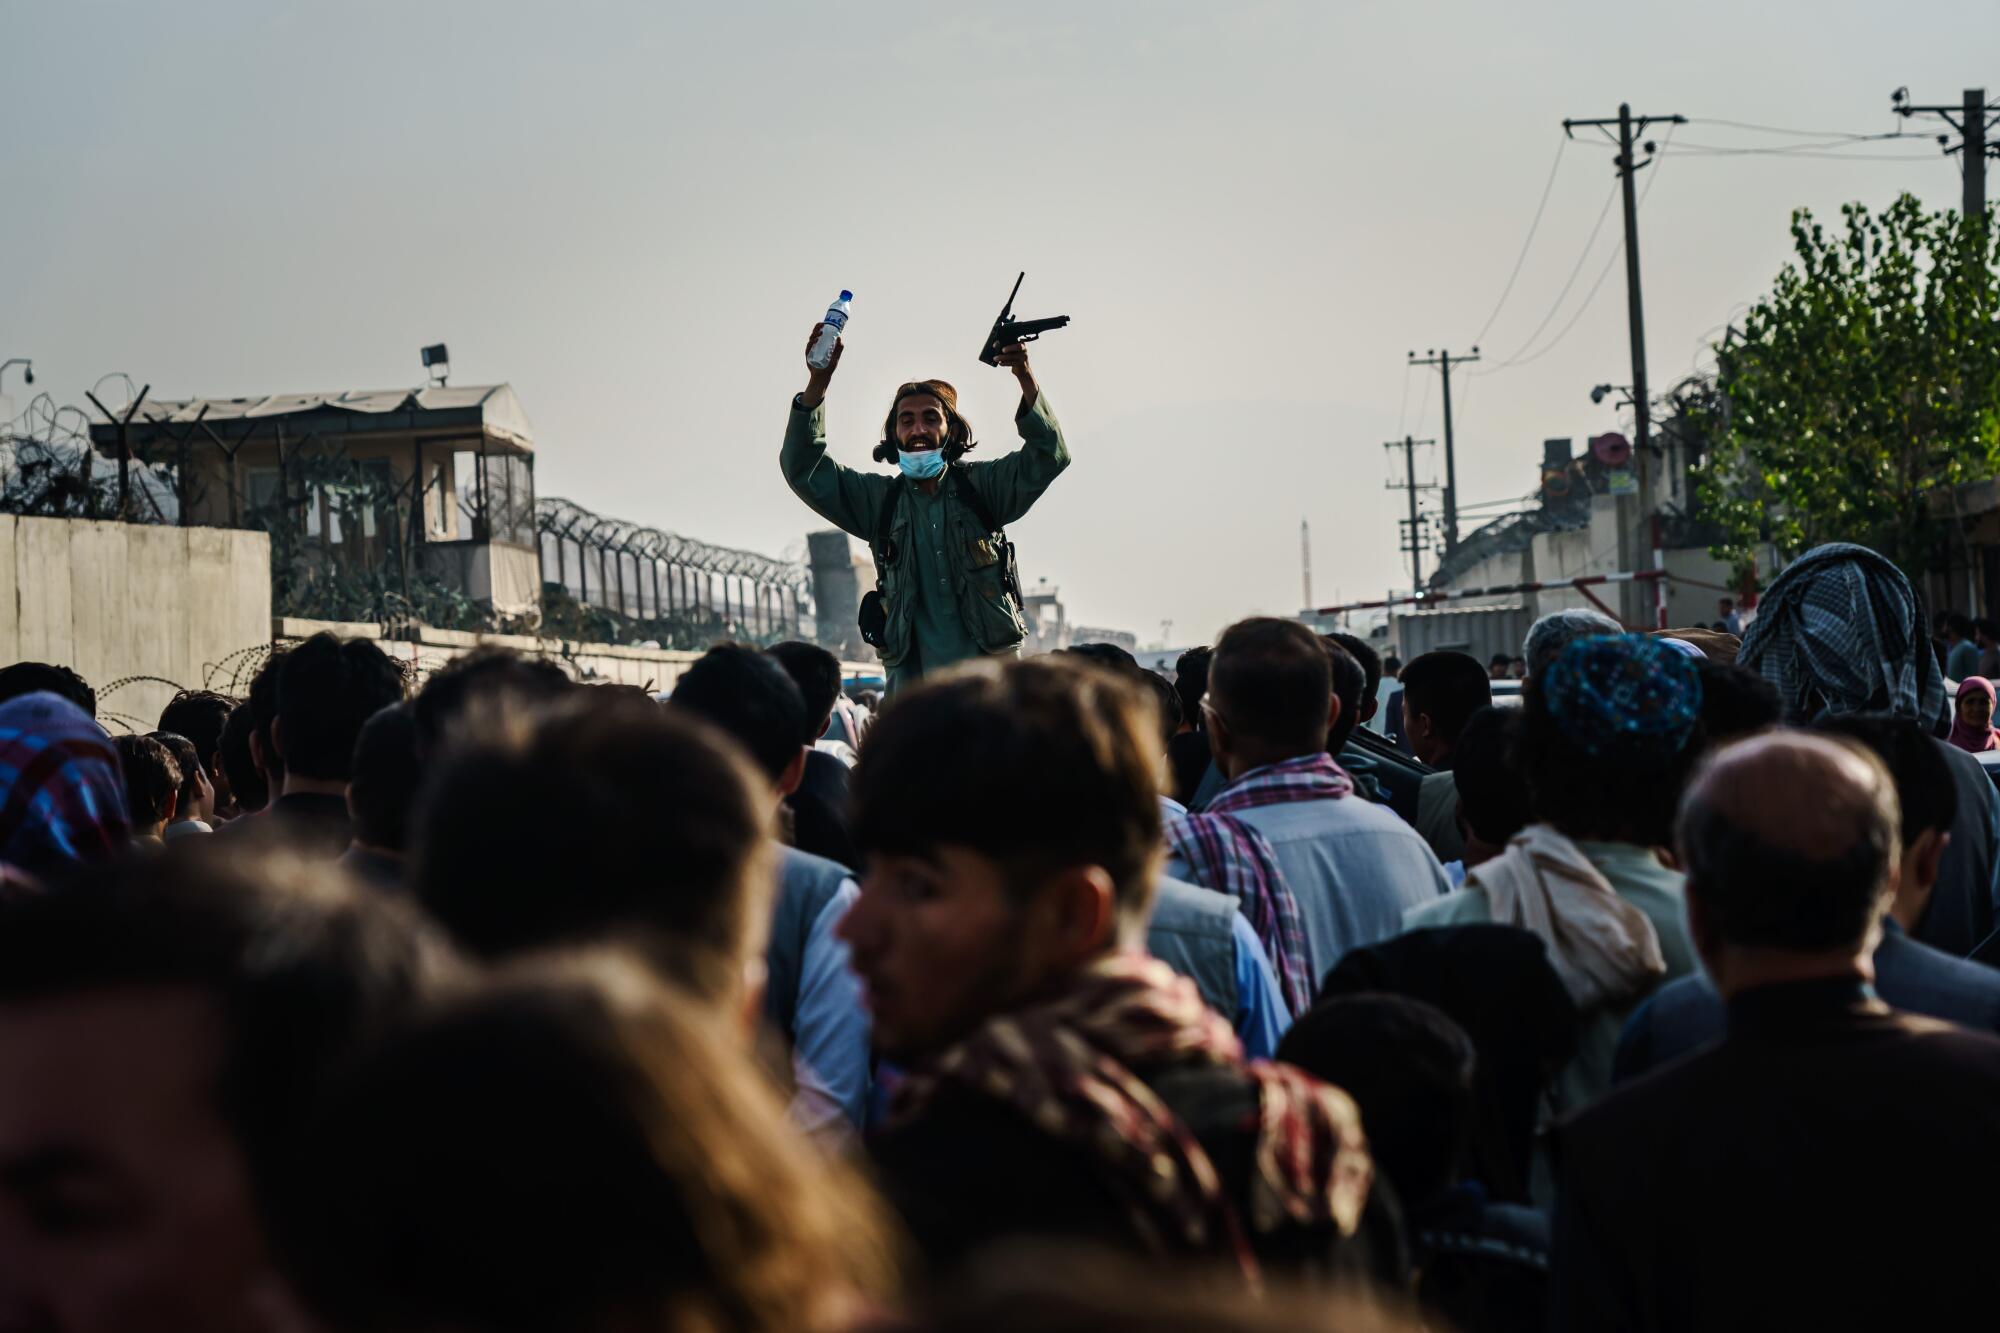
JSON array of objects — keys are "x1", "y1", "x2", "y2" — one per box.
[{"x1": 5, "y1": 1, "x2": 1991, "y2": 645}]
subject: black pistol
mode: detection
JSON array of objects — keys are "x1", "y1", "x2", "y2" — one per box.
[{"x1": 979, "y1": 271, "x2": 1071, "y2": 366}]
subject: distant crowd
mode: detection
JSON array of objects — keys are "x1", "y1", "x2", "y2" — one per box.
[{"x1": 1, "y1": 539, "x2": 1998, "y2": 1331}]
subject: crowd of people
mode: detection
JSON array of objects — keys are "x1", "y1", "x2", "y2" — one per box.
[{"x1": 2, "y1": 539, "x2": 1999, "y2": 1331}]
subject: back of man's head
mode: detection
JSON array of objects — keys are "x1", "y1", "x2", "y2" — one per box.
[
  {"x1": 854, "y1": 657, "x2": 1163, "y2": 924},
  {"x1": 1398, "y1": 652, "x2": 1493, "y2": 759},
  {"x1": 1451, "y1": 706, "x2": 1532, "y2": 851},
  {"x1": 1948, "y1": 612, "x2": 1976, "y2": 641},
  {"x1": 158, "y1": 691, "x2": 234, "y2": 768},
  {"x1": 248, "y1": 648, "x2": 289, "y2": 783},
  {"x1": 0, "y1": 842, "x2": 451, "y2": 1191},
  {"x1": 1809, "y1": 714, "x2": 1955, "y2": 853},
  {"x1": 1320, "y1": 637, "x2": 1366, "y2": 755},
  {"x1": 0, "y1": 661, "x2": 96, "y2": 718},
  {"x1": 765, "y1": 641, "x2": 843, "y2": 742},
  {"x1": 412, "y1": 647, "x2": 573, "y2": 761},
  {"x1": 116, "y1": 733, "x2": 182, "y2": 830},
  {"x1": 1065, "y1": 642, "x2": 1141, "y2": 676},
  {"x1": 1174, "y1": 646, "x2": 1212, "y2": 729},
  {"x1": 349, "y1": 703, "x2": 421, "y2": 853},
  {"x1": 218, "y1": 700, "x2": 268, "y2": 815},
  {"x1": 1329, "y1": 633, "x2": 1382, "y2": 715},
  {"x1": 276, "y1": 635, "x2": 406, "y2": 783},
  {"x1": 1678, "y1": 733, "x2": 1899, "y2": 960},
  {"x1": 1059, "y1": 644, "x2": 1174, "y2": 751},
  {"x1": 1206, "y1": 618, "x2": 1334, "y2": 758},
  {"x1": 148, "y1": 731, "x2": 203, "y2": 821},
  {"x1": 412, "y1": 690, "x2": 774, "y2": 1003},
  {"x1": 1696, "y1": 661, "x2": 1782, "y2": 745},
  {"x1": 1277, "y1": 994, "x2": 1476, "y2": 1211},
  {"x1": 669, "y1": 644, "x2": 809, "y2": 786},
  {"x1": 1523, "y1": 609, "x2": 1621, "y2": 678}
]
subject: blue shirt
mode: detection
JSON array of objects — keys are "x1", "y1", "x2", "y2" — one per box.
[
  {"x1": 1229, "y1": 910, "x2": 1290, "y2": 1059},
  {"x1": 790, "y1": 879, "x2": 872, "y2": 1136}
]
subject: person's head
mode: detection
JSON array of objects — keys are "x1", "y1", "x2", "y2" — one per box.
[
  {"x1": 1396, "y1": 651, "x2": 1492, "y2": 767},
  {"x1": 1059, "y1": 644, "x2": 1174, "y2": 751},
  {"x1": 1694, "y1": 660, "x2": 1783, "y2": 748},
  {"x1": 668, "y1": 643, "x2": 810, "y2": 798},
  {"x1": 0, "y1": 692, "x2": 127, "y2": 881},
  {"x1": 1138, "y1": 672, "x2": 1182, "y2": 752},
  {"x1": 1508, "y1": 656, "x2": 1527, "y2": 680},
  {"x1": 766, "y1": 640, "x2": 843, "y2": 742},
  {"x1": 1522, "y1": 608, "x2": 1621, "y2": 679},
  {"x1": 1202, "y1": 617, "x2": 1337, "y2": 777},
  {"x1": 158, "y1": 691, "x2": 235, "y2": 815},
  {"x1": 149, "y1": 731, "x2": 211, "y2": 826},
  {"x1": 1677, "y1": 732, "x2": 1899, "y2": 998},
  {"x1": 411, "y1": 646, "x2": 574, "y2": 762},
  {"x1": 1449, "y1": 706, "x2": 1531, "y2": 869},
  {"x1": 1329, "y1": 633, "x2": 1382, "y2": 727},
  {"x1": 1382, "y1": 653, "x2": 1403, "y2": 681},
  {"x1": 266, "y1": 957, "x2": 896, "y2": 1333},
  {"x1": 0, "y1": 845, "x2": 450, "y2": 1333},
  {"x1": 1811, "y1": 713, "x2": 1956, "y2": 933},
  {"x1": 1739, "y1": 545, "x2": 1938, "y2": 723},
  {"x1": 1488, "y1": 653, "x2": 1511, "y2": 680},
  {"x1": 1946, "y1": 611, "x2": 1976, "y2": 644},
  {"x1": 0, "y1": 662, "x2": 96, "y2": 718},
  {"x1": 1321, "y1": 636, "x2": 1367, "y2": 755},
  {"x1": 274, "y1": 635, "x2": 407, "y2": 787},
  {"x1": 1719, "y1": 597, "x2": 1736, "y2": 617},
  {"x1": 117, "y1": 733, "x2": 183, "y2": 835},
  {"x1": 217, "y1": 700, "x2": 269, "y2": 818},
  {"x1": 1277, "y1": 995, "x2": 1476, "y2": 1211},
  {"x1": 1957, "y1": 677, "x2": 1996, "y2": 732},
  {"x1": 1173, "y1": 646, "x2": 1212, "y2": 733},
  {"x1": 413, "y1": 689, "x2": 776, "y2": 1011},
  {"x1": 1525, "y1": 634, "x2": 1704, "y2": 848},
  {"x1": 874, "y1": 379, "x2": 976, "y2": 464},
  {"x1": 247, "y1": 647, "x2": 288, "y2": 793},
  {"x1": 1064, "y1": 641, "x2": 1141, "y2": 676},
  {"x1": 347, "y1": 703, "x2": 421, "y2": 857},
  {"x1": 843, "y1": 658, "x2": 1163, "y2": 1060}
]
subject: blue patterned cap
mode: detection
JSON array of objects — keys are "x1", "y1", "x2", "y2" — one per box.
[{"x1": 1541, "y1": 633, "x2": 1703, "y2": 761}]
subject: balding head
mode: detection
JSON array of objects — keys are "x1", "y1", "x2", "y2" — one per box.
[{"x1": 1678, "y1": 733, "x2": 1898, "y2": 959}]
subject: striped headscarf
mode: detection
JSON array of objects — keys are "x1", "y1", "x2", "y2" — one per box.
[
  {"x1": 890, "y1": 952, "x2": 1372, "y2": 1282},
  {"x1": 0, "y1": 692, "x2": 129, "y2": 880}
]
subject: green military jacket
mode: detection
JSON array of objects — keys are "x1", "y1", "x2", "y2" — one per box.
[{"x1": 781, "y1": 391, "x2": 1070, "y2": 680}]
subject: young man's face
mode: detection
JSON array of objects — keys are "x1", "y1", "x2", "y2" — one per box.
[
  {"x1": 839, "y1": 845, "x2": 1063, "y2": 1061},
  {"x1": 894, "y1": 395, "x2": 947, "y2": 454},
  {"x1": 0, "y1": 988, "x2": 269, "y2": 1333}
]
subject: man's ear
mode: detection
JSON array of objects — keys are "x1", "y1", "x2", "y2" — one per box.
[
  {"x1": 778, "y1": 746, "x2": 807, "y2": 799},
  {"x1": 1360, "y1": 693, "x2": 1379, "y2": 725},
  {"x1": 162, "y1": 789, "x2": 178, "y2": 827},
  {"x1": 1905, "y1": 828, "x2": 1949, "y2": 908},
  {"x1": 1325, "y1": 692, "x2": 1343, "y2": 740},
  {"x1": 1043, "y1": 864, "x2": 1119, "y2": 962},
  {"x1": 269, "y1": 717, "x2": 287, "y2": 765}
]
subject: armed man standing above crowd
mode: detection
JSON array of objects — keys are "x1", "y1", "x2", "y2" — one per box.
[{"x1": 780, "y1": 309, "x2": 1070, "y2": 691}]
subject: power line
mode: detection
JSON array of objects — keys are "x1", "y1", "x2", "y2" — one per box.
[
  {"x1": 1471, "y1": 136, "x2": 1568, "y2": 346},
  {"x1": 1685, "y1": 116, "x2": 1917, "y2": 142},
  {"x1": 1478, "y1": 180, "x2": 1619, "y2": 368}
]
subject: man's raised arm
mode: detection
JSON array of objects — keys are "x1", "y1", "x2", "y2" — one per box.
[
  {"x1": 780, "y1": 322, "x2": 881, "y2": 540},
  {"x1": 970, "y1": 341, "x2": 1071, "y2": 527}
]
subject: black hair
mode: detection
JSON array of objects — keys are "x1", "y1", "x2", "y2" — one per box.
[
  {"x1": 158, "y1": 690, "x2": 234, "y2": 768},
  {"x1": 1979, "y1": 618, "x2": 2000, "y2": 641},
  {"x1": 1947, "y1": 612, "x2": 1976, "y2": 639},
  {"x1": 1489, "y1": 654, "x2": 1512, "y2": 670},
  {"x1": 1523, "y1": 671, "x2": 1702, "y2": 847},
  {"x1": 116, "y1": 733, "x2": 182, "y2": 827},
  {"x1": 1398, "y1": 652, "x2": 1494, "y2": 752},
  {"x1": 1173, "y1": 646, "x2": 1212, "y2": 730},
  {"x1": 854, "y1": 658, "x2": 1163, "y2": 916},
  {"x1": 0, "y1": 661, "x2": 96, "y2": 717},
  {"x1": 1328, "y1": 633, "x2": 1382, "y2": 708},
  {"x1": 1140, "y1": 671, "x2": 1182, "y2": 751},
  {"x1": 219, "y1": 700, "x2": 268, "y2": 814},
  {"x1": 413, "y1": 690, "x2": 772, "y2": 999},
  {"x1": 1696, "y1": 661, "x2": 1782, "y2": 745},
  {"x1": 1206, "y1": 618, "x2": 1333, "y2": 755},
  {"x1": 0, "y1": 844, "x2": 449, "y2": 1207},
  {"x1": 1059, "y1": 645, "x2": 1174, "y2": 753},
  {"x1": 1450, "y1": 706, "x2": 1532, "y2": 847},
  {"x1": 1277, "y1": 995, "x2": 1477, "y2": 1210},
  {"x1": 350, "y1": 703, "x2": 421, "y2": 852},
  {"x1": 669, "y1": 644, "x2": 809, "y2": 785},
  {"x1": 413, "y1": 647, "x2": 574, "y2": 760},
  {"x1": 1382, "y1": 654, "x2": 1404, "y2": 677},
  {"x1": 148, "y1": 730, "x2": 204, "y2": 816},
  {"x1": 276, "y1": 634, "x2": 408, "y2": 782},
  {"x1": 766, "y1": 641, "x2": 843, "y2": 742},
  {"x1": 249, "y1": 647, "x2": 289, "y2": 782},
  {"x1": 1811, "y1": 713, "x2": 1956, "y2": 846},
  {"x1": 1321, "y1": 637, "x2": 1366, "y2": 755}
]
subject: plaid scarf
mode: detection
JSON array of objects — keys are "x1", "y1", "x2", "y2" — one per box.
[
  {"x1": 1167, "y1": 754, "x2": 1354, "y2": 1016},
  {"x1": 890, "y1": 953, "x2": 1371, "y2": 1281},
  {"x1": 0, "y1": 693, "x2": 127, "y2": 879}
]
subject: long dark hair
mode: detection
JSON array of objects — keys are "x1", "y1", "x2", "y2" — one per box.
[{"x1": 874, "y1": 380, "x2": 977, "y2": 464}]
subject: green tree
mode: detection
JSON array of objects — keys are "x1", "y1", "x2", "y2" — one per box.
[{"x1": 1695, "y1": 194, "x2": 2000, "y2": 577}]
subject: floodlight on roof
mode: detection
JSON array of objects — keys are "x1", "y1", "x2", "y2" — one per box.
[{"x1": 420, "y1": 343, "x2": 450, "y2": 386}]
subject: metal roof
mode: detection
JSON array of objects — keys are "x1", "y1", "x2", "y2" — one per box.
[{"x1": 88, "y1": 384, "x2": 535, "y2": 454}]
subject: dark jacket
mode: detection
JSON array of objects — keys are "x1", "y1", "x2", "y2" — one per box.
[
  {"x1": 1921, "y1": 739, "x2": 2000, "y2": 955},
  {"x1": 787, "y1": 749, "x2": 858, "y2": 871},
  {"x1": 1553, "y1": 979, "x2": 2000, "y2": 1332},
  {"x1": 1614, "y1": 917, "x2": 2000, "y2": 1082}
]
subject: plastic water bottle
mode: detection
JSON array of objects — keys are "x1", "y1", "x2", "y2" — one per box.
[{"x1": 807, "y1": 290, "x2": 852, "y2": 370}]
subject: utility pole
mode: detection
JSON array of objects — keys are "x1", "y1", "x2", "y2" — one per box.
[
  {"x1": 1892, "y1": 86, "x2": 1998, "y2": 223},
  {"x1": 1407, "y1": 350, "x2": 1478, "y2": 560},
  {"x1": 1384, "y1": 435, "x2": 1438, "y2": 595},
  {"x1": 1564, "y1": 103, "x2": 1684, "y2": 626}
]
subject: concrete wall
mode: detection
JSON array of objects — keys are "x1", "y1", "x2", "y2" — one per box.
[{"x1": 0, "y1": 515, "x2": 272, "y2": 731}]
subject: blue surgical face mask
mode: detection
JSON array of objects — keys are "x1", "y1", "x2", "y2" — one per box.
[{"x1": 898, "y1": 447, "x2": 946, "y2": 481}]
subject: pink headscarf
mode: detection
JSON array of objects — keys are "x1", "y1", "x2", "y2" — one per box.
[{"x1": 1948, "y1": 677, "x2": 2000, "y2": 754}]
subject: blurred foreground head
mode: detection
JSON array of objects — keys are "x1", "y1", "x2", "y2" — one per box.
[{"x1": 268, "y1": 956, "x2": 898, "y2": 1333}]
